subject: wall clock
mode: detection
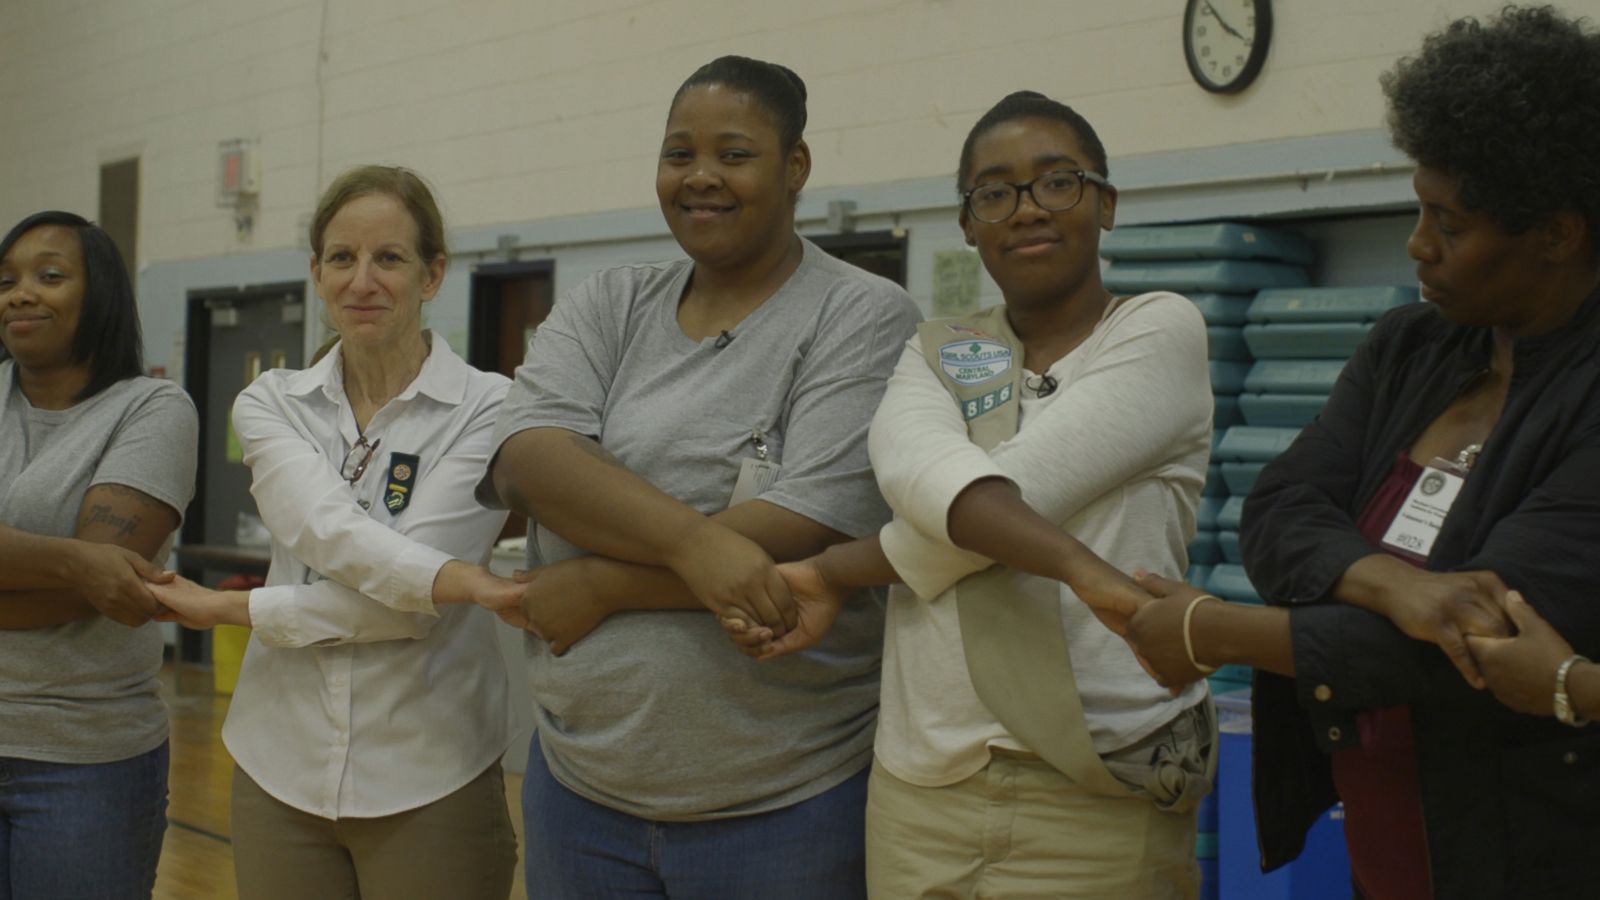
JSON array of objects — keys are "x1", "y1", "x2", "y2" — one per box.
[{"x1": 1184, "y1": 0, "x2": 1272, "y2": 94}]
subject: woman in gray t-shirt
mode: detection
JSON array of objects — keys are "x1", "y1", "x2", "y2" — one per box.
[
  {"x1": 482, "y1": 57, "x2": 919, "y2": 898},
  {"x1": 0, "y1": 211, "x2": 198, "y2": 900}
]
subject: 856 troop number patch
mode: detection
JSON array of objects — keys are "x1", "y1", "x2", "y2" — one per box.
[{"x1": 962, "y1": 383, "x2": 1014, "y2": 421}]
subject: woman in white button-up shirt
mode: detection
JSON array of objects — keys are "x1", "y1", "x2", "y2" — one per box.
[{"x1": 154, "y1": 166, "x2": 525, "y2": 900}]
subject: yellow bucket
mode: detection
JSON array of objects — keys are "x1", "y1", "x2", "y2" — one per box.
[{"x1": 213, "y1": 624, "x2": 251, "y2": 695}]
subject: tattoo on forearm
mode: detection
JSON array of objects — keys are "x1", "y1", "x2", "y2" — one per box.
[{"x1": 85, "y1": 504, "x2": 141, "y2": 538}]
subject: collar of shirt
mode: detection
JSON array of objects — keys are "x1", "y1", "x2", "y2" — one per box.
[{"x1": 283, "y1": 330, "x2": 469, "y2": 408}]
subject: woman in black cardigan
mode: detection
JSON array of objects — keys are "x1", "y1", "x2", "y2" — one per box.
[{"x1": 1120, "y1": 7, "x2": 1600, "y2": 899}]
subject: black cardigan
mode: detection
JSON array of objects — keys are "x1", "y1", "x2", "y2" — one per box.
[{"x1": 1240, "y1": 290, "x2": 1600, "y2": 900}]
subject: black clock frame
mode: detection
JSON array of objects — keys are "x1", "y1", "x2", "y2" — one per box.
[{"x1": 1183, "y1": 0, "x2": 1272, "y2": 95}]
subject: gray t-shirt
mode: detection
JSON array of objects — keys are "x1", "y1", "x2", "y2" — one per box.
[
  {"x1": 484, "y1": 238, "x2": 920, "y2": 819},
  {"x1": 0, "y1": 362, "x2": 198, "y2": 763}
]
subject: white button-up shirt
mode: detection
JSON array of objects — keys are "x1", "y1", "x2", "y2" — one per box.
[{"x1": 222, "y1": 332, "x2": 523, "y2": 818}]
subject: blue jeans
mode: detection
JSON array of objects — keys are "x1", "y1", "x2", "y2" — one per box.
[
  {"x1": 0, "y1": 742, "x2": 169, "y2": 900},
  {"x1": 523, "y1": 738, "x2": 867, "y2": 899}
]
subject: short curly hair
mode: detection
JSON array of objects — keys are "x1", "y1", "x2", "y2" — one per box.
[{"x1": 1382, "y1": 5, "x2": 1600, "y2": 238}]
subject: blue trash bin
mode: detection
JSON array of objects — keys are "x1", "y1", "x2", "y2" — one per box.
[{"x1": 1214, "y1": 691, "x2": 1352, "y2": 900}]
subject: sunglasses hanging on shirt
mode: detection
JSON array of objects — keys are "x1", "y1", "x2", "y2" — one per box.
[
  {"x1": 342, "y1": 435, "x2": 382, "y2": 485},
  {"x1": 1024, "y1": 374, "x2": 1059, "y2": 398}
]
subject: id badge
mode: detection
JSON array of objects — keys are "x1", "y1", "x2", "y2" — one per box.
[
  {"x1": 1380, "y1": 458, "x2": 1466, "y2": 561},
  {"x1": 729, "y1": 430, "x2": 781, "y2": 507}
]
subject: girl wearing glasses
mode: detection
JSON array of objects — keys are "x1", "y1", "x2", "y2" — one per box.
[
  {"x1": 152, "y1": 166, "x2": 524, "y2": 900},
  {"x1": 728, "y1": 91, "x2": 1215, "y2": 898},
  {"x1": 480, "y1": 56, "x2": 920, "y2": 897},
  {"x1": 0, "y1": 212, "x2": 198, "y2": 900}
]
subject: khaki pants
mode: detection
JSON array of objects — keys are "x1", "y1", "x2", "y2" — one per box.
[
  {"x1": 231, "y1": 762, "x2": 517, "y2": 900},
  {"x1": 866, "y1": 754, "x2": 1199, "y2": 900}
]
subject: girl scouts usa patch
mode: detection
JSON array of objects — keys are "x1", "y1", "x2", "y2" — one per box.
[
  {"x1": 939, "y1": 339, "x2": 1012, "y2": 385},
  {"x1": 385, "y1": 453, "x2": 420, "y2": 514}
]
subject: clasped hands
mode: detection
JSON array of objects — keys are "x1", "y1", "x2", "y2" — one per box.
[
  {"x1": 721, "y1": 555, "x2": 1163, "y2": 664},
  {"x1": 1122, "y1": 565, "x2": 1533, "y2": 696},
  {"x1": 65, "y1": 540, "x2": 178, "y2": 627},
  {"x1": 60, "y1": 540, "x2": 250, "y2": 630},
  {"x1": 493, "y1": 522, "x2": 803, "y2": 657},
  {"x1": 486, "y1": 522, "x2": 1548, "y2": 708}
]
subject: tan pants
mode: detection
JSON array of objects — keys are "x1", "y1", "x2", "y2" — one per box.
[
  {"x1": 231, "y1": 763, "x2": 517, "y2": 900},
  {"x1": 866, "y1": 754, "x2": 1199, "y2": 900}
]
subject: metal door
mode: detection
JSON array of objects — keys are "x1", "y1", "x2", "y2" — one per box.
[{"x1": 175, "y1": 283, "x2": 306, "y2": 667}]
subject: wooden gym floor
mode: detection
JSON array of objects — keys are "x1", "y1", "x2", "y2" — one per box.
[{"x1": 154, "y1": 665, "x2": 528, "y2": 900}]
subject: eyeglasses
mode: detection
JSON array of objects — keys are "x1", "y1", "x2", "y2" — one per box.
[
  {"x1": 342, "y1": 435, "x2": 381, "y2": 485},
  {"x1": 961, "y1": 169, "x2": 1109, "y2": 224}
]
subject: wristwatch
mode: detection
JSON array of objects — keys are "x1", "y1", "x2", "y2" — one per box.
[{"x1": 1553, "y1": 654, "x2": 1591, "y2": 727}]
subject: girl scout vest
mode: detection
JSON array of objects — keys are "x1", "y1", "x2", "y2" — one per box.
[{"x1": 915, "y1": 303, "x2": 1213, "y2": 811}]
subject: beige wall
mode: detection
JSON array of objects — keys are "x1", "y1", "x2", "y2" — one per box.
[{"x1": 0, "y1": 0, "x2": 1523, "y2": 266}]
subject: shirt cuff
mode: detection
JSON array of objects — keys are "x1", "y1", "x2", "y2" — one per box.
[
  {"x1": 889, "y1": 453, "x2": 1010, "y2": 546},
  {"x1": 248, "y1": 586, "x2": 300, "y2": 648},
  {"x1": 881, "y1": 516, "x2": 989, "y2": 600},
  {"x1": 376, "y1": 547, "x2": 453, "y2": 613},
  {"x1": 1289, "y1": 605, "x2": 1363, "y2": 751}
]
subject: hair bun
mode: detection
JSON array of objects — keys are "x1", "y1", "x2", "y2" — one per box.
[
  {"x1": 774, "y1": 63, "x2": 808, "y2": 103},
  {"x1": 672, "y1": 56, "x2": 809, "y2": 150}
]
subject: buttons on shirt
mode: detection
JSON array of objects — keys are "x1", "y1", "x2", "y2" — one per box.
[
  {"x1": 358, "y1": 499, "x2": 370, "y2": 510},
  {"x1": 1314, "y1": 684, "x2": 1333, "y2": 703},
  {"x1": 1565, "y1": 751, "x2": 1580, "y2": 766},
  {"x1": 1327, "y1": 726, "x2": 1342, "y2": 742}
]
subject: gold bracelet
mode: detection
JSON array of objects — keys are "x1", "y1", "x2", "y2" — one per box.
[
  {"x1": 1554, "y1": 653, "x2": 1591, "y2": 727},
  {"x1": 1183, "y1": 594, "x2": 1223, "y2": 675}
]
